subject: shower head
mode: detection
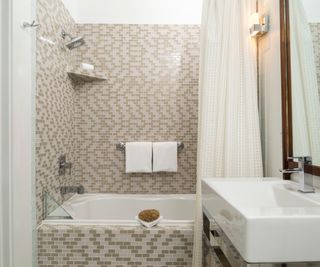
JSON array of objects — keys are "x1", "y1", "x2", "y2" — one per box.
[
  {"x1": 61, "y1": 30, "x2": 85, "y2": 50},
  {"x1": 65, "y1": 36, "x2": 85, "y2": 50}
]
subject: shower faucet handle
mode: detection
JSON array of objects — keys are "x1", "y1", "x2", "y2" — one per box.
[{"x1": 58, "y1": 155, "x2": 72, "y2": 176}]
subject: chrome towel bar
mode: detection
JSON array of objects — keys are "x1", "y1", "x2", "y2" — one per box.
[{"x1": 116, "y1": 142, "x2": 184, "y2": 152}]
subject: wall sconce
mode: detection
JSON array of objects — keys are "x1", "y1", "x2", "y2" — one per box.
[{"x1": 249, "y1": 13, "x2": 269, "y2": 37}]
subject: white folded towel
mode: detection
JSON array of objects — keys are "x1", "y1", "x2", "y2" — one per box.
[
  {"x1": 152, "y1": 142, "x2": 178, "y2": 172},
  {"x1": 125, "y1": 142, "x2": 152, "y2": 173}
]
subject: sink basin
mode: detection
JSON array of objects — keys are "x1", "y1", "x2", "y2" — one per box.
[{"x1": 202, "y1": 178, "x2": 320, "y2": 263}]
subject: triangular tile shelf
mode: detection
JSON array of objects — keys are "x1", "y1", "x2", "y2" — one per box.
[{"x1": 67, "y1": 68, "x2": 107, "y2": 82}]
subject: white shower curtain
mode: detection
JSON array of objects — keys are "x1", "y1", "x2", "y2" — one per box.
[
  {"x1": 290, "y1": 0, "x2": 320, "y2": 165},
  {"x1": 193, "y1": 0, "x2": 263, "y2": 265}
]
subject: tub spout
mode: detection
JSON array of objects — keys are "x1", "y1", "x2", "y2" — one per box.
[{"x1": 61, "y1": 185, "x2": 85, "y2": 195}]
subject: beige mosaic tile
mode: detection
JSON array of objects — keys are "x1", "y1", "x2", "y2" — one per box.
[
  {"x1": 308, "y1": 24, "x2": 320, "y2": 184},
  {"x1": 36, "y1": 1, "x2": 200, "y2": 266},
  {"x1": 310, "y1": 23, "x2": 320, "y2": 100},
  {"x1": 36, "y1": 0, "x2": 77, "y2": 224},
  {"x1": 73, "y1": 24, "x2": 200, "y2": 193},
  {"x1": 38, "y1": 224, "x2": 193, "y2": 267},
  {"x1": 36, "y1": 0, "x2": 200, "y2": 223}
]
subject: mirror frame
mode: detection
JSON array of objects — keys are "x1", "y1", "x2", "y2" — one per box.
[{"x1": 280, "y1": 0, "x2": 320, "y2": 177}]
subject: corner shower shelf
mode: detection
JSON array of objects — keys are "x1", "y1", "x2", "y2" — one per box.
[{"x1": 67, "y1": 68, "x2": 107, "y2": 82}]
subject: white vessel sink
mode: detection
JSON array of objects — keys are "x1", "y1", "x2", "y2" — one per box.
[{"x1": 202, "y1": 178, "x2": 320, "y2": 263}]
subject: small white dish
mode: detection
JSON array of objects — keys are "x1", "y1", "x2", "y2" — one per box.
[{"x1": 135, "y1": 216, "x2": 163, "y2": 228}]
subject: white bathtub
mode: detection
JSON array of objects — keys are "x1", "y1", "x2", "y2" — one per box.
[{"x1": 44, "y1": 194, "x2": 195, "y2": 226}]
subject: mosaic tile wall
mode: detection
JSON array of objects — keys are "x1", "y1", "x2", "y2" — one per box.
[
  {"x1": 36, "y1": 0, "x2": 77, "y2": 224},
  {"x1": 310, "y1": 23, "x2": 320, "y2": 99},
  {"x1": 73, "y1": 24, "x2": 200, "y2": 193},
  {"x1": 308, "y1": 24, "x2": 320, "y2": 185},
  {"x1": 36, "y1": 1, "x2": 199, "y2": 223},
  {"x1": 38, "y1": 224, "x2": 193, "y2": 267}
]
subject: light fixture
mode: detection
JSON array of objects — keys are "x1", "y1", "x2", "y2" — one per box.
[{"x1": 249, "y1": 13, "x2": 269, "y2": 37}]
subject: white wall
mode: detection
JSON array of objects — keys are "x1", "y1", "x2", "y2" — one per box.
[
  {"x1": 259, "y1": 0, "x2": 283, "y2": 178},
  {"x1": 61, "y1": 0, "x2": 78, "y2": 20},
  {"x1": 0, "y1": 0, "x2": 10, "y2": 266},
  {"x1": 0, "y1": 0, "x2": 5, "y2": 265},
  {"x1": 0, "y1": 0, "x2": 36, "y2": 266},
  {"x1": 301, "y1": 0, "x2": 320, "y2": 23},
  {"x1": 62, "y1": 0, "x2": 202, "y2": 24}
]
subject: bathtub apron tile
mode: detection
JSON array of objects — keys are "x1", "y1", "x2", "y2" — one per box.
[{"x1": 38, "y1": 224, "x2": 193, "y2": 267}]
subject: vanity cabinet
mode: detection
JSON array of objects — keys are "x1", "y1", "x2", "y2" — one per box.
[{"x1": 203, "y1": 213, "x2": 285, "y2": 267}]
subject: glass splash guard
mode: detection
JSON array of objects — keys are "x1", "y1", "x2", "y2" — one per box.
[{"x1": 43, "y1": 191, "x2": 73, "y2": 220}]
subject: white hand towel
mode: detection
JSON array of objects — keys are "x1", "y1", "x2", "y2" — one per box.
[
  {"x1": 125, "y1": 142, "x2": 152, "y2": 173},
  {"x1": 152, "y1": 142, "x2": 178, "y2": 172}
]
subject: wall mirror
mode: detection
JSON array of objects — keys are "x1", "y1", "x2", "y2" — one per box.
[{"x1": 281, "y1": 0, "x2": 320, "y2": 176}]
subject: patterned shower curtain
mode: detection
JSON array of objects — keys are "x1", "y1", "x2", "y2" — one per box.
[{"x1": 193, "y1": 0, "x2": 263, "y2": 265}]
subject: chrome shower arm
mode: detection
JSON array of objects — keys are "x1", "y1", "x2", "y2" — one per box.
[{"x1": 61, "y1": 30, "x2": 73, "y2": 40}]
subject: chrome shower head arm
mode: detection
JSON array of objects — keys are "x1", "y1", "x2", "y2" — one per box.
[{"x1": 61, "y1": 30, "x2": 73, "y2": 40}]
